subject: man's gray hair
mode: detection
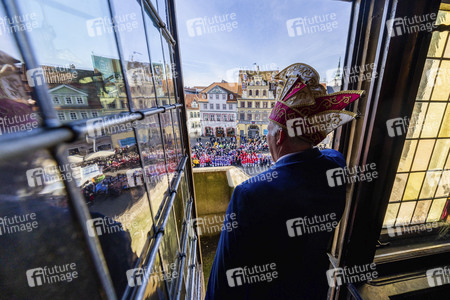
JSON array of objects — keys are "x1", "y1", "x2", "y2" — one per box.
[{"x1": 268, "y1": 121, "x2": 283, "y2": 136}]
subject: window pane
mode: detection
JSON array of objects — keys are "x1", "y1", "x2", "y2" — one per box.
[
  {"x1": 389, "y1": 173, "x2": 408, "y2": 201},
  {"x1": 427, "y1": 31, "x2": 448, "y2": 58},
  {"x1": 161, "y1": 111, "x2": 177, "y2": 182},
  {"x1": 383, "y1": 203, "x2": 401, "y2": 227},
  {"x1": 403, "y1": 172, "x2": 426, "y2": 201},
  {"x1": 396, "y1": 202, "x2": 417, "y2": 225},
  {"x1": 161, "y1": 40, "x2": 176, "y2": 104},
  {"x1": 429, "y1": 139, "x2": 450, "y2": 169},
  {"x1": 438, "y1": 104, "x2": 450, "y2": 137},
  {"x1": 410, "y1": 139, "x2": 435, "y2": 171},
  {"x1": 136, "y1": 115, "x2": 169, "y2": 223},
  {"x1": 416, "y1": 59, "x2": 439, "y2": 101},
  {"x1": 397, "y1": 140, "x2": 417, "y2": 172},
  {"x1": 411, "y1": 200, "x2": 432, "y2": 224},
  {"x1": 111, "y1": 0, "x2": 157, "y2": 110},
  {"x1": 419, "y1": 170, "x2": 441, "y2": 199},
  {"x1": 143, "y1": 11, "x2": 169, "y2": 106},
  {"x1": 406, "y1": 103, "x2": 428, "y2": 138},
  {"x1": 17, "y1": 0, "x2": 130, "y2": 120},
  {"x1": 0, "y1": 151, "x2": 101, "y2": 298},
  {"x1": 72, "y1": 127, "x2": 153, "y2": 294},
  {"x1": 427, "y1": 198, "x2": 447, "y2": 222},
  {"x1": 420, "y1": 103, "x2": 446, "y2": 137},
  {"x1": 158, "y1": 209, "x2": 180, "y2": 293},
  {"x1": 430, "y1": 60, "x2": 450, "y2": 101}
]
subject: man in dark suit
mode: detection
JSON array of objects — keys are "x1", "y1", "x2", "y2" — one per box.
[{"x1": 206, "y1": 63, "x2": 364, "y2": 299}]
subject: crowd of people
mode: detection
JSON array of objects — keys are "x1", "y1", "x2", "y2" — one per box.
[{"x1": 191, "y1": 136, "x2": 273, "y2": 168}]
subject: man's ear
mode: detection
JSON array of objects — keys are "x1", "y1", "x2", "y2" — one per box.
[{"x1": 277, "y1": 129, "x2": 286, "y2": 145}]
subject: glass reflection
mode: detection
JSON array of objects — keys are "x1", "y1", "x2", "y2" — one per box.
[
  {"x1": 143, "y1": 10, "x2": 170, "y2": 106},
  {"x1": 135, "y1": 115, "x2": 169, "y2": 221},
  {"x1": 17, "y1": 0, "x2": 129, "y2": 122},
  {"x1": 0, "y1": 151, "x2": 101, "y2": 298},
  {"x1": 161, "y1": 111, "x2": 177, "y2": 182},
  {"x1": 111, "y1": 0, "x2": 157, "y2": 110},
  {"x1": 403, "y1": 172, "x2": 425, "y2": 200},
  {"x1": 0, "y1": 5, "x2": 41, "y2": 134},
  {"x1": 158, "y1": 209, "x2": 180, "y2": 295},
  {"x1": 66, "y1": 126, "x2": 153, "y2": 294}
]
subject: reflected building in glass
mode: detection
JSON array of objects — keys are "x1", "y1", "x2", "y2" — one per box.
[{"x1": 0, "y1": 0, "x2": 202, "y2": 299}]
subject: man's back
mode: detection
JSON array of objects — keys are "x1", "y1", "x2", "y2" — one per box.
[{"x1": 206, "y1": 148, "x2": 347, "y2": 300}]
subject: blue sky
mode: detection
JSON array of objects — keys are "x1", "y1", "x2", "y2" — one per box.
[{"x1": 175, "y1": 0, "x2": 352, "y2": 87}]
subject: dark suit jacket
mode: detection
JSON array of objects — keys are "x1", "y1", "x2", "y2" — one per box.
[{"x1": 206, "y1": 148, "x2": 347, "y2": 300}]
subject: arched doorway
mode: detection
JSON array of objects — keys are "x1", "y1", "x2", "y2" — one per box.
[
  {"x1": 205, "y1": 127, "x2": 213, "y2": 136},
  {"x1": 248, "y1": 125, "x2": 259, "y2": 138},
  {"x1": 215, "y1": 127, "x2": 224, "y2": 137},
  {"x1": 226, "y1": 127, "x2": 235, "y2": 137}
]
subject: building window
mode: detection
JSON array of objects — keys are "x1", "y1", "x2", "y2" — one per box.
[
  {"x1": 224, "y1": 115, "x2": 228, "y2": 121},
  {"x1": 92, "y1": 112, "x2": 98, "y2": 117},
  {"x1": 69, "y1": 112, "x2": 77, "y2": 120},
  {"x1": 80, "y1": 112, "x2": 88, "y2": 119},
  {"x1": 230, "y1": 94, "x2": 233, "y2": 99},
  {"x1": 247, "y1": 113, "x2": 252, "y2": 121},
  {"x1": 240, "y1": 102, "x2": 245, "y2": 108},
  {"x1": 240, "y1": 113, "x2": 245, "y2": 120},
  {"x1": 263, "y1": 112, "x2": 268, "y2": 121},
  {"x1": 255, "y1": 113, "x2": 260, "y2": 120},
  {"x1": 230, "y1": 114, "x2": 234, "y2": 121},
  {"x1": 247, "y1": 102, "x2": 252, "y2": 108},
  {"x1": 222, "y1": 104, "x2": 226, "y2": 109},
  {"x1": 65, "y1": 96, "x2": 72, "y2": 104},
  {"x1": 216, "y1": 114, "x2": 220, "y2": 121},
  {"x1": 256, "y1": 90, "x2": 259, "y2": 96},
  {"x1": 76, "y1": 97, "x2": 83, "y2": 104},
  {"x1": 53, "y1": 96, "x2": 60, "y2": 104},
  {"x1": 210, "y1": 104, "x2": 214, "y2": 109},
  {"x1": 249, "y1": 90, "x2": 252, "y2": 96},
  {"x1": 263, "y1": 90, "x2": 267, "y2": 97},
  {"x1": 57, "y1": 112, "x2": 65, "y2": 120},
  {"x1": 255, "y1": 102, "x2": 260, "y2": 108},
  {"x1": 216, "y1": 104, "x2": 220, "y2": 109},
  {"x1": 271, "y1": 102, "x2": 275, "y2": 108},
  {"x1": 190, "y1": 112, "x2": 193, "y2": 118},
  {"x1": 229, "y1": 104, "x2": 233, "y2": 110},
  {"x1": 263, "y1": 102, "x2": 268, "y2": 108},
  {"x1": 204, "y1": 114, "x2": 209, "y2": 121},
  {"x1": 215, "y1": 94, "x2": 219, "y2": 99},
  {"x1": 204, "y1": 103, "x2": 207, "y2": 109},
  {"x1": 211, "y1": 115, "x2": 215, "y2": 121}
]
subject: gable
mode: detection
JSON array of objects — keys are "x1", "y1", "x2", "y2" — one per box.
[
  {"x1": 208, "y1": 86, "x2": 228, "y2": 94},
  {"x1": 49, "y1": 84, "x2": 88, "y2": 96}
]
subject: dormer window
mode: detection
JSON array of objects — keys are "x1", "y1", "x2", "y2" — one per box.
[{"x1": 230, "y1": 94, "x2": 233, "y2": 99}]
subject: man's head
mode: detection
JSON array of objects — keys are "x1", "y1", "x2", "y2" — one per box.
[{"x1": 267, "y1": 121, "x2": 313, "y2": 162}]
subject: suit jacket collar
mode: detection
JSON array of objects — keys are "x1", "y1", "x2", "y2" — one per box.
[{"x1": 273, "y1": 148, "x2": 322, "y2": 168}]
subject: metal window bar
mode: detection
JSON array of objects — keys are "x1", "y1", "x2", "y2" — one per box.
[
  {"x1": 0, "y1": 104, "x2": 182, "y2": 161},
  {"x1": 171, "y1": 198, "x2": 193, "y2": 299},
  {"x1": 143, "y1": 0, "x2": 176, "y2": 46},
  {"x1": 187, "y1": 236, "x2": 198, "y2": 300},
  {"x1": 133, "y1": 156, "x2": 187, "y2": 299}
]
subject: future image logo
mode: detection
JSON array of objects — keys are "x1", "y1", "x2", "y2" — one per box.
[
  {"x1": 186, "y1": 13, "x2": 238, "y2": 37},
  {"x1": 26, "y1": 68, "x2": 45, "y2": 87},
  {"x1": 286, "y1": 13, "x2": 338, "y2": 37}
]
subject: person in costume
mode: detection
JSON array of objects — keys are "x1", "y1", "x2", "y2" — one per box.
[{"x1": 206, "y1": 63, "x2": 364, "y2": 300}]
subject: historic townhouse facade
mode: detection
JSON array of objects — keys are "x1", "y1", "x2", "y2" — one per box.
[
  {"x1": 199, "y1": 82, "x2": 238, "y2": 137},
  {"x1": 237, "y1": 70, "x2": 277, "y2": 137}
]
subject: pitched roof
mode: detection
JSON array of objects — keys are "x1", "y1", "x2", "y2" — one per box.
[
  {"x1": 184, "y1": 93, "x2": 201, "y2": 109},
  {"x1": 200, "y1": 82, "x2": 238, "y2": 94}
]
